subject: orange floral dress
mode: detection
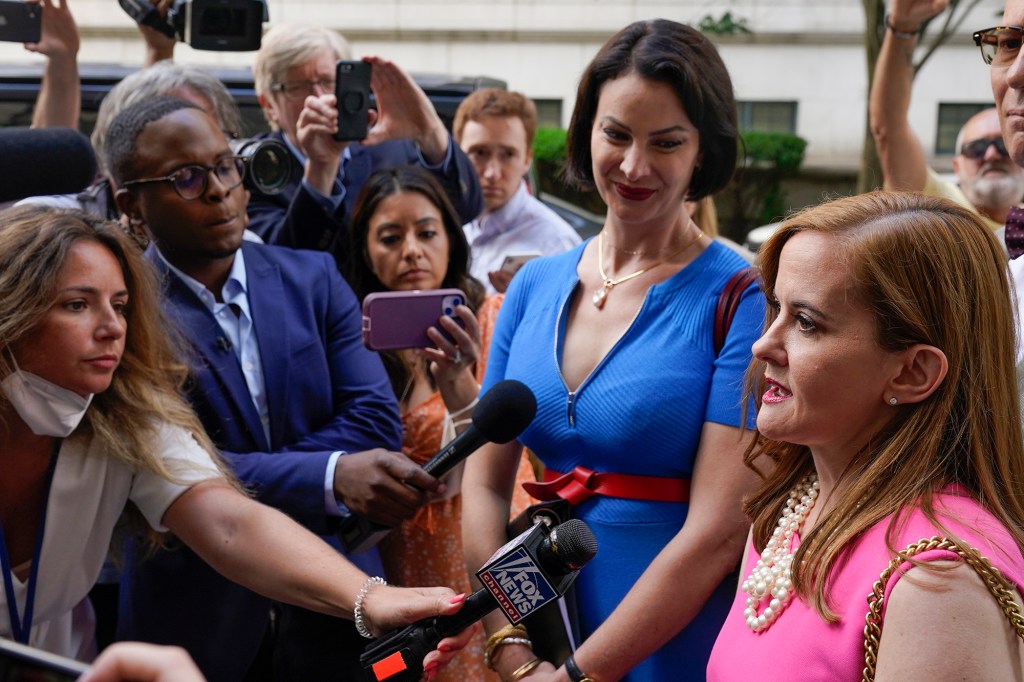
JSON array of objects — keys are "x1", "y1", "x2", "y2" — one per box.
[{"x1": 378, "y1": 296, "x2": 537, "y2": 682}]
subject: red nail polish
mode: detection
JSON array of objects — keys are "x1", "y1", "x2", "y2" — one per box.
[
  {"x1": 423, "y1": 661, "x2": 439, "y2": 672},
  {"x1": 449, "y1": 593, "x2": 466, "y2": 604},
  {"x1": 426, "y1": 670, "x2": 437, "y2": 682},
  {"x1": 439, "y1": 644, "x2": 453, "y2": 652}
]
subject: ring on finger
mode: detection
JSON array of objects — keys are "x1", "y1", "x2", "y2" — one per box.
[{"x1": 451, "y1": 349, "x2": 462, "y2": 364}]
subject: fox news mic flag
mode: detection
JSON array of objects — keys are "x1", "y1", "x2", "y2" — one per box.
[{"x1": 361, "y1": 518, "x2": 598, "y2": 682}]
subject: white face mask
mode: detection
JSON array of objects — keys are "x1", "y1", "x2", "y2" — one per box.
[{"x1": 1, "y1": 360, "x2": 93, "y2": 438}]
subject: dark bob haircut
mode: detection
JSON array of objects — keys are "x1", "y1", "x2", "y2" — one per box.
[
  {"x1": 345, "y1": 166, "x2": 484, "y2": 311},
  {"x1": 564, "y1": 19, "x2": 739, "y2": 201}
]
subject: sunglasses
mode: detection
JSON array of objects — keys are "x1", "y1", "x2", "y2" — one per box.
[
  {"x1": 122, "y1": 156, "x2": 246, "y2": 200},
  {"x1": 960, "y1": 137, "x2": 1009, "y2": 160}
]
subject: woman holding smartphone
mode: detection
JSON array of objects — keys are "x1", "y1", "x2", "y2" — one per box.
[
  {"x1": 346, "y1": 166, "x2": 536, "y2": 682},
  {"x1": 461, "y1": 19, "x2": 765, "y2": 682}
]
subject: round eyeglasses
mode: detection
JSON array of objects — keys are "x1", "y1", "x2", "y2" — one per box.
[
  {"x1": 269, "y1": 79, "x2": 337, "y2": 102},
  {"x1": 122, "y1": 156, "x2": 246, "y2": 200},
  {"x1": 960, "y1": 137, "x2": 1009, "y2": 160},
  {"x1": 973, "y1": 26, "x2": 1024, "y2": 66}
]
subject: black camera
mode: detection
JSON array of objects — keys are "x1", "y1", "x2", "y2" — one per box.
[
  {"x1": 118, "y1": 0, "x2": 267, "y2": 51},
  {"x1": 229, "y1": 137, "x2": 293, "y2": 196}
]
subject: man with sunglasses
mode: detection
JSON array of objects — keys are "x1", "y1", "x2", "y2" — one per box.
[
  {"x1": 871, "y1": 0, "x2": 1024, "y2": 232},
  {"x1": 106, "y1": 96, "x2": 444, "y2": 681}
]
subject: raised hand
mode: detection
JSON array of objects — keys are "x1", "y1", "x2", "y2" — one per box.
[
  {"x1": 888, "y1": 0, "x2": 950, "y2": 32},
  {"x1": 362, "y1": 55, "x2": 449, "y2": 164}
]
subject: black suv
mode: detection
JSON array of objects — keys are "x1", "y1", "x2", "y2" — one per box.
[{"x1": 0, "y1": 62, "x2": 506, "y2": 137}]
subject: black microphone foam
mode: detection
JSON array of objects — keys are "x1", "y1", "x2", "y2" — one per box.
[
  {"x1": 340, "y1": 379, "x2": 537, "y2": 553},
  {"x1": 420, "y1": 379, "x2": 536, "y2": 478},
  {"x1": 0, "y1": 128, "x2": 98, "y2": 203},
  {"x1": 471, "y1": 378, "x2": 537, "y2": 444}
]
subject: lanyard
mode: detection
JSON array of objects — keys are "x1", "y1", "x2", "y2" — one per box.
[{"x1": 0, "y1": 439, "x2": 60, "y2": 644}]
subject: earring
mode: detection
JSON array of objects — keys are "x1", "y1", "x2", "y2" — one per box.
[{"x1": 888, "y1": 397, "x2": 897, "y2": 406}]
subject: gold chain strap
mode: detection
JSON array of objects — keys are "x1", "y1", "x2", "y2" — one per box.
[{"x1": 862, "y1": 536, "x2": 1024, "y2": 681}]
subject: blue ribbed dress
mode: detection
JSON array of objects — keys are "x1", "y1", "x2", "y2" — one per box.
[{"x1": 481, "y1": 239, "x2": 764, "y2": 681}]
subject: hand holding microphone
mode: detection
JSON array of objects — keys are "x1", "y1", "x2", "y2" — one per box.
[
  {"x1": 338, "y1": 379, "x2": 537, "y2": 552},
  {"x1": 361, "y1": 518, "x2": 598, "y2": 682}
]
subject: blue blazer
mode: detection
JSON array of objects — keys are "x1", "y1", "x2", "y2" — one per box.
[
  {"x1": 119, "y1": 242, "x2": 402, "y2": 681},
  {"x1": 246, "y1": 132, "x2": 482, "y2": 255}
]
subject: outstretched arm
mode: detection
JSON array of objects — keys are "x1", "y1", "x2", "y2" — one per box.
[
  {"x1": 164, "y1": 481, "x2": 474, "y2": 671},
  {"x1": 869, "y1": 0, "x2": 949, "y2": 191},
  {"x1": 27, "y1": 0, "x2": 80, "y2": 129}
]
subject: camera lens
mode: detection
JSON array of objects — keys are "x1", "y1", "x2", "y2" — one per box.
[
  {"x1": 198, "y1": 7, "x2": 243, "y2": 36},
  {"x1": 229, "y1": 138, "x2": 293, "y2": 195}
]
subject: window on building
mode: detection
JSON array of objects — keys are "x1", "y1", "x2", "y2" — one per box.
[
  {"x1": 936, "y1": 102, "x2": 990, "y2": 155},
  {"x1": 532, "y1": 99, "x2": 562, "y2": 128},
  {"x1": 737, "y1": 101, "x2": 797, "y2": 134}
]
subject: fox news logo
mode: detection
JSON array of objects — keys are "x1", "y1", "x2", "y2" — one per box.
[{"x1": 478, "y1": 548, "x2": 558, "y2": 623}]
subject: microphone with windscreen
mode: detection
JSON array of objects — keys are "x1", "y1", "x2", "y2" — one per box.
[
  {"x1": 361, "y1": 518, "x2": 598, "y2": 682},
  {"x1": 0, "y1": 128, "x2": 98, "y2": 203},
  {"x1": 338, "y1": 379, "x2": 537, "y2": 552}
]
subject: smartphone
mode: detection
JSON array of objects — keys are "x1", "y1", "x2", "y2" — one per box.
[
  {"x1": 0, "y1": 637, "x2": 89, "y2": 681},
  {"x1": 333, "y1": 60, "x2": 371, "y2": 141},
  {"x1": 499, "y1": 251, "x2": 542, "y2": 276},
  {"x1": 0, "y1": 1, "x2": 41, "y2": 43},
  {"x1": 362, "y1": 289, "x2": 466, "y2": 351}
]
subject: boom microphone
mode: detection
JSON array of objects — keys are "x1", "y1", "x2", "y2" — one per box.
[
  {"x1": 339, "y1": 379, "x2": 538, "y2": 552},
  {"x1": 0, "y1": 128, "x2": 98, "y2": 203},
  {"x1": 361, "y1": 518, "x2": 598, "y2": 682}
]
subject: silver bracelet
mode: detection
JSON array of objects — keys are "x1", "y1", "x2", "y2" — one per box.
[{"x1": 354, "y1": 576, "x2": 386, "y2": 639}]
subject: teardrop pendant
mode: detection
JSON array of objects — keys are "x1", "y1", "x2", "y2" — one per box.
[{"x1": 592, "y1": 286, "x2": 608, "y2": 309}]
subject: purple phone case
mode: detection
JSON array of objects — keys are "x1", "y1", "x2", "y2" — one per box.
[{"x1": 361, "y1": 289, "x2": 466, "y2": 351}]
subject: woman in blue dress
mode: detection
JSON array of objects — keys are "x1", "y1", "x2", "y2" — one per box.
[{"x1": 461, "y1": 19, "x2": 765, "y2": 682}]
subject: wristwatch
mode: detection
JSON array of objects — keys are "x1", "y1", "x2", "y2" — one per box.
[{"x1": 565, "y1": 654, "x2": 594, "y2": 682}]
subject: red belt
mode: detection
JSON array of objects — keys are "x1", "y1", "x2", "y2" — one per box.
[{"x1": 522, "y1": 465, "x2": 690, "y2": 506}]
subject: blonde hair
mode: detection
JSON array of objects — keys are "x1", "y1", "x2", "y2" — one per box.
[
  {"x1": 253, "y1": 23, "x2": 352, "y2": 130},
  {"x1": 745, "y1": 191, "x2": 1024, "y2": 621},
  {"x1": 0, "y1": 206, "x2": 228, "y2": 521}
]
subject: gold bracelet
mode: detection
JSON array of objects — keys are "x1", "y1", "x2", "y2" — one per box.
[
  {"x1": 484, "y1": 624, "x2": 529, "y2": 670},
  {"x1": 507, "y1": 657, "x2": 542, "y2": 682}
]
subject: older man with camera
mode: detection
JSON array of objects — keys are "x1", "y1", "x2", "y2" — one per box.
[{"x1": 246, "y1": 23, "x2": 482, "y2": 270}]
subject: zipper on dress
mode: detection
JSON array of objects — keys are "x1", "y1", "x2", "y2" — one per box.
[{"x1": 554, "y1": 281, "x2": 648, "y2": 429}]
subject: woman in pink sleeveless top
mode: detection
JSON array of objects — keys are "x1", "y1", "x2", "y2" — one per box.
[{"x1": 708, "y1": 192, "x2": 1024, "y2": 680}]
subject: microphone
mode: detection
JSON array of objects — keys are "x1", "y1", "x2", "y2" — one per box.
[
  {"x1": 0, "y1": 128, "x2": 98, "y2": 203},
  {"x1": 338, "y1": 379, "x2": 537, "y2": 553},
  {"x1": 361, "y1": 518, "x2": 598, "y2": 682}
]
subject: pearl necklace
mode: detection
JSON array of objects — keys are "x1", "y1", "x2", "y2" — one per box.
[{"x1": 741, "y1": 473, "x2": 819, "y2": 632}]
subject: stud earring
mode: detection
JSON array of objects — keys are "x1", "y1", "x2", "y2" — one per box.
[{"x1": 888, "y1": 397, "x2": 897, "y2": 406}]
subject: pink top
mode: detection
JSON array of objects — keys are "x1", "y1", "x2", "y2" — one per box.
[{"x1": 707, "y1": 489, "x2": 1024, "y2": 681}]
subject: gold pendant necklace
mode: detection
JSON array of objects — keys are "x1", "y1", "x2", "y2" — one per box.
[{"x1": 592, "y1": 227, "x2": 705, "y2": 309}]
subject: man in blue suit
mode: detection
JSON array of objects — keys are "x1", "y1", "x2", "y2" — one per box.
[
  {"x1": 107, "y1": 96, "x2": 443, "y2": 680},
  {"x1": 248, "y1": 23, "x2": 482, "y2": 270}
]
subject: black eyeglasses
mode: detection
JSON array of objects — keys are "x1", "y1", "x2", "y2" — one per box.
[
  {"x1": 269, "y1": 79, "x2": 336, "y2": 102},
  {"x1": 973, "y1": 26, "x2": 1024, "y2": 65},
  {"x1": 960, "y1": 137, "x2": 1009, "y2": 160},
  {"x1": 122, "y1": 156, "x2": 246, "y2": 200}
]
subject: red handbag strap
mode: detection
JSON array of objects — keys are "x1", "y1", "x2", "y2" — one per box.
[{"x1": 714, "y1": 266, "x2": 760, "y2": 357}]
